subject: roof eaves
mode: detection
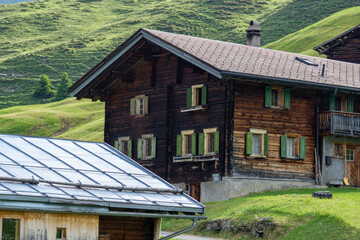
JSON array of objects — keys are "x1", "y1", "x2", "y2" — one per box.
[
  {"x1": 141, "y1": 29, "x2": 222, "y2": 79},
  {"x1": 313, "y1": 24, "x2": 360, "y2": 54},
  {"x1": 221, "y1": 70, "x2": 360, "y2": 93}
]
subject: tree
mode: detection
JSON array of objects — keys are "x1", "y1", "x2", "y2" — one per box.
[
  {"x1": 32, "y1": 74, "x2": 55, "y2": 99},
  {"x1": 53, "y1": 72, "x2": 72, "y2": 101}
]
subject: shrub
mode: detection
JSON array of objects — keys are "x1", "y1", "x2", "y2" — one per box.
[
  {"x1": 53, "y1": 72, "x2": 72, "y2": 101},
  {"x1": 32, "y1": 74, "x2": 55, "y2": 99}
]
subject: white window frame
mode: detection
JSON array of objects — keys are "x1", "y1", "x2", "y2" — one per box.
[
  {"x1": 181, "y1": 130, "x2": 194, "y2": 156},
  {"x1": 204, "y1": 127, "x2": 217, "y2": 155},
  {"x1": 191, "y1": 84, "x2": 204, "y2": 107},
  {"x1": 249, "y1": 128, "x2": 267, "y2": 157},
  {"x1": 141, "y1": 134, "x2": 154, "y2": 159},
  {"x1": 118, "y1": 136, "x2": 130, "y2": 156}
]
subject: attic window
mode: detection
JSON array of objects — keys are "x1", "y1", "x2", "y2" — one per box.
[{"x1": 295, "y1": 57, "x2": 318, "y2": 67}]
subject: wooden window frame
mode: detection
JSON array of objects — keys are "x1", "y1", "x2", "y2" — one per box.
[
  {"x1": 117, "y1": 136, "x2": 132, "y2": 158},
  {"x1": 333, "y1": 142, "x2": 344, "y2": 158},
  {"x1": 56, "y1": 228, "x2": 66, "y2": 240},
  {"x1": 204, "y1": 128, "x2": 217, "y2": 155},
  {"x1": 346, "y1": 146, "x2": 355, "y2": 162},
  {"x1": 285, "y1": 133, "x2": 300, "y2": 159},
  {"x1": 141, "y1": 134, "x2": 155, "y2": 159},
  {"x1": 249, "y1": 129, "x2": 267, "y2": 158},
  {"x1": 191, "y1": 84, "x2": 203, "y2": 107},
  {"x1": 271, "y1": 86, "x2": 284, "y2": 108},
  {"x1": 130, "y1": 95, "x2": 149, "y2": 117},
  {"x1": 181, "y1": 130, "x2": 194, "y2": 156},
  {"x1": 1, "y1": 218, "x2": 20, "y2": 240}
]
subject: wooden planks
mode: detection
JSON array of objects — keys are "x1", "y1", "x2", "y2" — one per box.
[
  {"x1": 231, "y1": 82, "x2": 317, "y2": 179},
  {"x1": 327, "y1": 33, "x2": 360, "y2": 64}
]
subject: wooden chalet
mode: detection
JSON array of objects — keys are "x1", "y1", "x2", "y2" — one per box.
[
  {"x1": 0, "y1": 134, "x2": 205, "y2": 240},
  {"x1": 314, "y1": 24, "x2": 360, "y2": 63},
  {"x1": 70, "y1": 23, "x2": 360, "y2": 201}
]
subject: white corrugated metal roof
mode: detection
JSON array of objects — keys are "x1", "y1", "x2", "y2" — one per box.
[{"x1": 0, "y1": 134, "x2": 204, "y2": 215}]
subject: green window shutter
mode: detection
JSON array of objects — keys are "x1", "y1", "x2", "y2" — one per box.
[
  {"x1": 198, "y1": 133, "x2": 204, "y2": 155},
  {"x1": 214, "y1": 131, "x2": 220, "y2": 154},
  {"x1": 130, "y1": 98, "x2": 135, "y2": 115},
  {"x1": 299, "y1": 137, "x2": 306, "y2": 159},
  {"x1": 264, "y1": 133, "x2": 269, "y2": 156},
  {"x1": 114, "y1": 140, "x2": 119, "y2": 150},
  {"x1": 186, "y1": 88, "x2": 192, "y2": 107},
  {"x1": 201, "y1": 86, "x2": 207, "y2": 105},
  {"x1": 137, "y1": 138, "x2": 143, "y2": 159},
  {"x1": 246, "y1": 132, "x2": 253, "y2": 155},
  {"x1": 329, "y1": 93, "x2": 335, "y2": 111},
  {"x1": 191, "y1": 133, "x2": 197, "y2": 156},
  {"x1": 280, "y1": 135, "x2": 287, "y2": 158},
  {"x1": 127, "y1": 140, "x2": 132, "y2": 158},
  {"x1": 151, "y1": 137, "x2": 156, "y2": 158},
  {"x1": 176, "y1": 135, "x2": 182, "y2": 156},
  {"x1": 347, "y1": 96, "x2": 354, "y2": 113},
  {"x1": 265, "y1": 86, "x2": 272, "y2": 108},
  {"x1": 284, "y1": 88, "x2": 291, "y2": 110}
]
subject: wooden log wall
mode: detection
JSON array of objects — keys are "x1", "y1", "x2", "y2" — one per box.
[
  {"x1": 231, "y1": 82, "x2": 318, "y2": 179},
  {"x1": 105, "y1": 52, "x2": 227, "y2": 184},
  {"x1": 0, "y1": 210, "x2": 98, "y2": 240},
  {"x1": 99, "y1": 216, "x2": 154, "y2": 240},
  {"x1": 326, "y1": 32, "x2": 360, "y2": 64}
]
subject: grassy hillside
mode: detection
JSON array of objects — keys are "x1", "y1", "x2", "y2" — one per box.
[
  {"x1": 162, "y1": 188, "x2": 360, "y2": 240},
  {"x1": 265, "y1": 6, "x2": 360, "y2": 56},
  {"x1": 1, "y1": 0, "x2": 359, "y2": 109},
  {"x1": 0, "y1": 98, "x2": 104, "y2": 142}
]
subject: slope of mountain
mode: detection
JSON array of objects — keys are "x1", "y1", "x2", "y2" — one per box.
[
  {"x1": 1, "y1": 0, "x2": 359, "y2": 109},
  {"x1": 265, "y1": 6, "x2": 360, "y2": 56}
]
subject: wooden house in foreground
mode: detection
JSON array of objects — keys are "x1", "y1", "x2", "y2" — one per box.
[
  {"x1": 0, "y1": 134, "x2": 205, "y2": 240},
  {"x1": 70, "y1": 23, "x2": 360, "y2": 201}
]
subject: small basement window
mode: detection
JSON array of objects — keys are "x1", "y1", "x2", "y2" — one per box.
[
  {"x1": 56, "y1": 228, "x2": 66, "y2": 240},
  {"x1": 2, "y1": 218, "x2": 20, "y2": 240}
]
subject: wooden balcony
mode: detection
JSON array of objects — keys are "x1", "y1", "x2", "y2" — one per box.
[{"x1": 320, "y1": 111, "x2": 360, "y2": 137}]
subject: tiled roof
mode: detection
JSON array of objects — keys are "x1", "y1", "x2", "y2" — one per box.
[
  {"x1": 144, "y1": 29, "x2": 360, "y2": 90},
  {"x1": 70, "y1": 28, "x2": 360, "y2": 98},
  {"x1": 0, "y1": 134, "x2": 204, "y2": 216}
]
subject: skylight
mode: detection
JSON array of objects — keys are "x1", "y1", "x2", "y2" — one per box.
[{"x1": 295, "y1": 57, "x2": 318, "y2": 67}]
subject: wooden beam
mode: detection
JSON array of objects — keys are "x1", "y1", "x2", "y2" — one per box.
[
  {"x1": 176, "y1": 58, "x2": 184, "y2": 84},
  {"x1": 151, "y1": 57, "x2": 157, "y2": 87}
]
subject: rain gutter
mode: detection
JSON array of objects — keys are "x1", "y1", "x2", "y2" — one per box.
[
  {"x1": 159, "y1": 219, "x2": 198, "y2": 240},
  {"x1": 221, "y1": 71, "x2": 360, "y2": 93}
]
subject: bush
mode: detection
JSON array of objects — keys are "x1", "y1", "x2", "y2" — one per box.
[{"x1": 32, "y1": 74, "x2": 55, "y2": 99}]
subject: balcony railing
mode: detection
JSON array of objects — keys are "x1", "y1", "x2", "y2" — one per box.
[{"x1": 320, "y1": 111, "x2": 360, "y2": 136}]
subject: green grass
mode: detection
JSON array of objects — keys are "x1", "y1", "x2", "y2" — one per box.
[
  {"x1": 162, "y1": 188, "x2": 360, "y2": 239},
  {"x1": 265, "y1": 6, "x2": 360, "y2": 56},
  {"x1": 0, "y1": 97, "x2": 104, "y2": 142},
  {"x1": 1, "y1": 0, "x2": 359, "y2": 109}
]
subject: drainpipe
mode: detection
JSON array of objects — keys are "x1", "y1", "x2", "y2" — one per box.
[{"x1": 159, "y1": 219, "x2": 198, "y2": 240}]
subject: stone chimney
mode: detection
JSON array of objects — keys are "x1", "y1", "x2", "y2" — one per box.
[{"x1": 246, "y1": 20, "x2": 262, "y2": 47}]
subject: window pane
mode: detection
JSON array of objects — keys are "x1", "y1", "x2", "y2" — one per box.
[
  {"x1": 335, "y1": 97, "x2": 342, "y2": 111},
  {"x1": 272, "y1": 90, "x2": 279, "y2": 106},
  {"x1": 346, "y1": 149, "x2": 354, "y2": 161},
  {"x1": 287, "y1": 138, "x2": 295, "y2": 157},
  {"x1": 208, "y1": 133, "x2": 215, "y2": 153},
  {"x1": 144, "y1": 138, "x2": 152, "y2": 157},
  {"x1": 252, "y1": 134, "x2": 261, "y2": 155},
  {"x1": 185, "y1": 135, "x2": 192, "y2": 154},
  {"x1": 2, "y1": 219, "x2": 20, "y2": 240},
  {"x1": 121, "y1": 141, "x2": 128, "y2": 155}
]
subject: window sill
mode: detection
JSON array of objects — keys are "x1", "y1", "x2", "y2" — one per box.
[
  {"x1": 248, "y1": 155, "x2": 267, "y2": 159},
  {"x1": 282, "y1": 157, "x2": 304, "y2": 161},
  {"x1": 181, "y1": 105, "x2": 207, "y2": 113},
  {"x1": 134, "y1": 114, "x2": 146, "y2": 118},
  {"x1": 270, "y1": 106, "x2": 283, "y2": 109},
  {"x1": 333, "y1": 156, "x2": 344, "y2": 159},
  {"x1": 173, "y1": 155, "x2": 219, "y2": 162}
]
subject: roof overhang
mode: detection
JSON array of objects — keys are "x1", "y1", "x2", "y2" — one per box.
[{"x1": 69, "y1": 29, "x2": 222, "y2": 98}]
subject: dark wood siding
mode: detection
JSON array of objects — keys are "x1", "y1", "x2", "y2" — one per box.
[
  {"x1": 99, "y1": 216, "x2": 154, "y2": 240},
  {"x1": 104, "y1": 52, "x2": 227, "y2": 184},
  {"x1": 327, "y1": 32, "x2": 360, "y2": 64},
  {"x1": 231, "y1": 82, "x2": 317, "y2": 179}
]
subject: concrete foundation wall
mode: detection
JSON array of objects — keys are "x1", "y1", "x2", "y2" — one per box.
[{"x1": 200, "y1": 177, "x2": 320, "y2": 202}]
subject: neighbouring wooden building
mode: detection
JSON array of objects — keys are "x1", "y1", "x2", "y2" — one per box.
[
  {"x1": 70, "y1": 22, "x2": 360, "y2": 201},
  {"x1": 0, "y1": 134, "x2": 205, "y2": 240},
  {"x1": 314, "y1": 24, "x2": 360, "y2": 64}
]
